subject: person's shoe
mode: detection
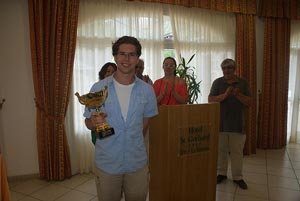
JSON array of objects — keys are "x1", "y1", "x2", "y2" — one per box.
[
  {"x1": 216, "y1": 175, "x2": 227, "y2": 184},
  {"x1": 234, "y1": 179, "x2": 248, "y2": 189}
]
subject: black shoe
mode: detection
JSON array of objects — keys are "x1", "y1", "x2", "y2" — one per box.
[
  {"x1": 234, "y1": 179, "x2": 248, "y2": 189},
  {"x1": 216, "y1": 175, "x2": 227, "y2": 184}
]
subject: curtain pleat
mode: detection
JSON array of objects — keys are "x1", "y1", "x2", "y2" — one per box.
[
  {"x1": 257, "y1": 18, "x2": 290, "y2": 148},
  {"x1": 257, "y1": 0, "x2": 292, "y2": 148},
  {"x1": 28, "y1": 0, "x2": 79, "y2": 181},
  {"x1": 235, "y1": 14, "x2": 257, "y2": 154},
  {"x1": 128, "y1": 0, "x2": 257, "y2": 14},
  {"x1": 259, "y1": 0, "x2": 300, "y2": 20}
]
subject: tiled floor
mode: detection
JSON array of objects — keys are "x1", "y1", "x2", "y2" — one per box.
[
  {"x1": 8, "y1": 143, "x2": 300, "y2": 201},
  {"x1": 216, "y1": 143, "x2": 300, "y2": 201}
]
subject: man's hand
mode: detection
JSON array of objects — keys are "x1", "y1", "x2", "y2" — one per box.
[
  {"x1": 232, "y1": 87, "x2": 240, "y2": 96},
  {"x1": 224, "y1": 86, "x2": 233, "y2": 98},
  {"x1": 90, "y1": 112, "x2": 107, "y2": 128},
  {"x1": 144, "y1": 75, "x2": 150, "y2": 83}
]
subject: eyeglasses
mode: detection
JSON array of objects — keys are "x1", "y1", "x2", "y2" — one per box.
[
  {"x1": 117, "y1": 52, "x2": 138, "y2": 59},
  {"x1": 163, "y1": 63, "x2": 176, "y2": 67}
]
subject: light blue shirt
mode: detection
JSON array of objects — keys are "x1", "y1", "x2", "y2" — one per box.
[{"x1": 84, "y1": 75, "x2": 158, "y2": 174}]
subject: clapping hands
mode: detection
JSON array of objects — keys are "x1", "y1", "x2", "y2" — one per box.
[{"x1": 224, "y1": 86, "x2": 240, "y2": 99}]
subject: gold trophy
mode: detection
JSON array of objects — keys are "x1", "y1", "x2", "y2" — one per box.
[{"x1": 75, "y1": 86, "x2": 115, "y2": 139}]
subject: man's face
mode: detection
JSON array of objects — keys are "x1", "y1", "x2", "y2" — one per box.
[
  {"x1": 222, "y1": 65, "x2": 236, "y2": 80},
  {"x1": 114, "y1": 44, "x2": 139, "y2": 75}
]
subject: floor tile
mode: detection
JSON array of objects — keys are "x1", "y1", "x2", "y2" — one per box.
[
  {"x1": 75, "y1": 178, "x2": 97, "y2": 195},
  {"x1": 10, "y1": 190, "x2": 26, "y2": 201},
  {"x1": 234, "y1": 194, "x2": 269, "y2": 201},
  {"x1": 243, "y1": 172, "x2": 267, "y2": 185},
  {"x1": 216, "y1": 180, "x2": 237, "y2": 193},
  {"x1": 56, "y1": 174, "x2": 90, "y2": 189},
  {"x1": 17, "y1": 196, "x2": 41, "y2": 201},
  {"x1": 243, "y1": 164, "x2": 267, "y2": 174},
  {"x1": 287, "y1": 144, "x2": 300, "y2": 150},
  {"x1": 268, "y1": 187, "x2": 300, "y2": 201},
  {"x1": 268, "y1": 175, "x2": 300, "y2": 190},
  {"x1": 90, "y1": 197, "x2": 98, "y2": 201},
  {"x1": 244, "y1": 157, "x2": 266, "y2": 166},
  {"x1": 10, "y1": 178, "x2": 50, "y2": 195},
  {"x1": 8, "y1": 180, "x2": 23, "y2": 188},
  {"x1": 253, "y1": 149, "x2": 267, "y2": 158},
  {"x1": 235, "y1": 183, "x2": 268, "y2": 200},
  {"x1": 215, "y1": 191, "x2": 234, "y2": 201},
  {"x1": 81, "y1": 173, "x2": 96, "y2": 179},
  {"x1": 55, "y1": 189, "x2": 95, "y2": 201},
  {"x1": 119, "y1": 193, "x2": 149, "y2": 201},
  {"x1": 266, "y1": 149, "x2": 287, "y2": 154},
  {"x1": 288, "y1": 153, "x2": 300, "y2": 162},
  {"x1": 30, "y1": 184, "x2": 70, "y2": 201},
  {"x1": 267, "y1": 167, "x2": 296, "y2": 178},
  {"x1": 287, "y1": 147, "x2": 300, "y2": 154},
  {"x1": 291, "y1": 161, "x2": 300, "y2": 170},
  {"x1": 267, "y1": 158, "x2": 293, "y2": 169},
  {"x1": 266, "y1": 150, "x2": 290, "y2": 161},
  {"x1": 294, "y1": 169, "x2": 300, "y2": 179}
]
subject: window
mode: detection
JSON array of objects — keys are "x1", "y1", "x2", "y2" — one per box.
[
  {"x1": 287, "y1": 21, "x2": 300, "y2": 143},
  {"x1": 69, "y1": 0, "x2": 236, "y2": 172}
]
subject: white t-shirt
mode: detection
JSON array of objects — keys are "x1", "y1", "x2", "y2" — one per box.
[{"x1": 113, "y1": 78, "x2": 134, "y2": 122}]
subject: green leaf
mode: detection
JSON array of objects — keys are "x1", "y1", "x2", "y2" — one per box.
[
  {"x1": 187, "y1": 54, "x2": 195, "y2": 65},
  {"x1": 176, "y1": 54, "x2": 202, "y2": 104}
]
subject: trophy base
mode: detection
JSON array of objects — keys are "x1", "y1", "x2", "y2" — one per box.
[{"x1": 96, "y1": 128, "x2": 115, "y2": 139}]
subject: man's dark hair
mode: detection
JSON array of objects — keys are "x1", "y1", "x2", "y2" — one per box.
[
  {"x1": 112, "y1": 36, "x2": 142, "y2": 57},
  {"x1": 221, "y1": 58, "x2": 236, "y2": 69}
]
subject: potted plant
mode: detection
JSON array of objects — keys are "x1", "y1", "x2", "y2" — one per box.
[{"x1": 176, "y1": 54, "x2": 201, "y2": 104}]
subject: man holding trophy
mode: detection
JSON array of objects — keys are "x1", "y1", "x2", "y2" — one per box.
[{"x1": 82, "y1": 36, "x2": 158, "y2": 201}]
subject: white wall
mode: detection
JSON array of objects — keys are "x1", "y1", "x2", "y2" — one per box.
[
  {"x1": 0, "y1": 0, "x2": 264, "y2": 177},
  {"x1": 0, "y1": 0, "x2": 38, "y2": 177}
]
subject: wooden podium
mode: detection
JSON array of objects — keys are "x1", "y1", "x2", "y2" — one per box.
[{"x1": 149, "y1": 103, "x2": 219, "y2": 201}]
